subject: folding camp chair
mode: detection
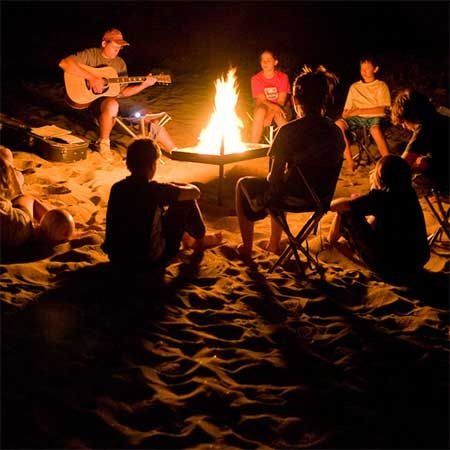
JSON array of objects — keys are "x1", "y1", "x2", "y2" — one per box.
[
  {"x1": 413, "y1": 173, "x2": 449, "y2": 248},
  {"x1": 350, "y1": 127, "x2": 377, "y2": 168},
  {"x1": 268, "y1": 161, "x2": 341, "y2": 275},
  {"x1": 425, "y1": 188, "x2": 450, "y2": 246}
]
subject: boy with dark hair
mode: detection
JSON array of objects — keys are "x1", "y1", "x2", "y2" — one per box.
[
  {"x1": 391, "y1": 89, "x2": 449, "y2": 194},
  {"x1": 103, "y1": 139, "x2": 222, "y2": 265},
  {"x1": 236, "y1": 66, "x2": 345, "y2": 260},
  {"x1": 328, "y1": 155, "x2": 430, "y2": 279},
  {"x1": 336, "y1": 55, "x2": 391, "y2": 171}
]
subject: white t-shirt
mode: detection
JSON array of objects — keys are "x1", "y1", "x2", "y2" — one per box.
[{"x1": 344, "y1": 79, "x2": 391, "y2": 117}]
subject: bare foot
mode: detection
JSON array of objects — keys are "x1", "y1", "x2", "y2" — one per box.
[
  {"x1": 184, "y1": 232, "x2": 224, "y2": 253},
  {"x1": 236, "y1": 243, "x2": 252, "y2": 261},
  {"x1": 200, "y1": 232, "x2": 223, "y2": 249}
]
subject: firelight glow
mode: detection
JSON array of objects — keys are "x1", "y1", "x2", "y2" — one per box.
[{"x1": 195, "y1": 68, "x2": 246, "y2": 155}]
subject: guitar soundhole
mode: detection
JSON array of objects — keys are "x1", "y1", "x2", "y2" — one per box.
[{"x1": 84, "y1": 79, "x2": 109, "y2": 95}]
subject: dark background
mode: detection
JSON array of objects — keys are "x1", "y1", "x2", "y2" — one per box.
[{"x1": 2, "y1": 1, "x2": 449, "y2": 83}]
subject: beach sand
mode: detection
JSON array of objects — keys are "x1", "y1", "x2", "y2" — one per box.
[{"x1": 1, "y1": 70, "x2": 449, "y2": 449}]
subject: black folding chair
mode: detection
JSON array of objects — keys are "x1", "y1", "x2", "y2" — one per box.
[
  {"x1": 351, "y1": 127, "x2": 377, "y2": 168},
  {"x1": 268, "y1": 163, "x2": 340, "y2": 275},
  {"x1": 423, "y1": 187, "x2": 450, "y2": 247},
  {"x1": 413, "y1": 173, "x2": 449, "y2": 248}
]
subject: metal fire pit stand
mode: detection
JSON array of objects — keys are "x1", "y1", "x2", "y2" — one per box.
[
  {"x1": 168, "y1": 140, "x2": 270, "y2": 206},
  {"x1": 115, "y1": 112, "x2": 172, "y2": 139}
]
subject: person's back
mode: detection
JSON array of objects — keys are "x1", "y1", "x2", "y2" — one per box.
[
  {"x1": 268, "y1": 115, "x2": 344, "y2": 202},
  {"x1": 104, "y1": 176, "x2": 178, "y2": 264},
  {"x1": 103, "y1": 138, "x2": 222, "y2": 266},
  {"x1": 351, "y1": 187, "x2": 429, "y2": 273},
  {"x1": 329, "y1": 155, "x2": 430, "y2": 279}
]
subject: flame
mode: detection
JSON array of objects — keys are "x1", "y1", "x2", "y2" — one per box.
[{"x1": 195, "y1": 68, "x2": 246, "y2": 154}]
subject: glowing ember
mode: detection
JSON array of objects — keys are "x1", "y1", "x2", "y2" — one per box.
[{"x1": 195, "y1": 68, "x2": 246, "y2": 155}]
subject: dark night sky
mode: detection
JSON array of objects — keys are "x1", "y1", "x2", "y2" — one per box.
[{"x1": 1, "y1": 1, "x2": 449, "y2": 83}]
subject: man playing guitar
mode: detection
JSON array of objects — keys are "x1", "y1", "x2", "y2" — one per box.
[{"x1": 59, "y1": 28, "x2": 177, "y2": 160}]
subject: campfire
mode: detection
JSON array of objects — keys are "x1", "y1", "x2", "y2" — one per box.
[
  {"x1": 170, "y1": 68, "x2": 269, "y2": 204},
  {"x1": 196, "y1": 68, "x2": 246, "y2": 155}
]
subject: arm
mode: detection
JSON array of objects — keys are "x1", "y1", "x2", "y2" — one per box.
[
  {"x1": 344, "y1": 106, "x2": 388, "y2": 117},
  {"x1": 255, "y1": 94, "x2": 287, "y2": 116},
  {"x1": 59, "y1": 56, "x2": 105, "y2": 94},
  {"x1": 175, "y1": 183, "x2": 201, "y2": 201},
  {"x1": 401, "y1": 149, "x2": 430, "y2": 172},
  {"x1": 119, "y1": 73, "x2": 158, "y2": 98},
  {"x1": 329, "y1": 197, "x2": 352, "y2": 213},
  {"x1": 266, "y1": 155, "x2": 286, "y2": 186}
]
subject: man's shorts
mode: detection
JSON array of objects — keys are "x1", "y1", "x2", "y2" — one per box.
[
  {"x1": 237, "y1": 176, "x2": 314, "y2": 222},
  {"x1": 342, "y1": 116, "x2": 386, "y2": 131},
  {"x1": 237, "y1": 177, "x2": 270, "y2": 222}
]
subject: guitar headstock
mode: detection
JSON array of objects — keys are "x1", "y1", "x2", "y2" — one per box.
[{"x1": 155, "y1": 73, "x2": 172, "y2": 85}]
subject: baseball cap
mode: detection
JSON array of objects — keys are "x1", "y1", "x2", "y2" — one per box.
[{"x1": 102, "y1": 29, "x2": 130, "y2": 47}]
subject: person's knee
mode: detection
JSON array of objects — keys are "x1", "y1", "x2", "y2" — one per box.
[
  {"x1": 335, "y1": 119, "x2": 348, "y2": 131},
  {"x1": 100, "y1": 98, "x2": 119, "y2": 116}
]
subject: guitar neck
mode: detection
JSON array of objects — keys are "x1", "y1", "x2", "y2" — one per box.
[{"x1": 108, "y1": 76, "x2": 147, "y2": 84}]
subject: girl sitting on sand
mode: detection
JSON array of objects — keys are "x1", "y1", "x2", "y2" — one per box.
[
  {"x1": 0, "y1": 147, "x2": 75, "y2": 248},
  {"x1": 328, "y1": 154, "x2": 430, "y2": 279}
]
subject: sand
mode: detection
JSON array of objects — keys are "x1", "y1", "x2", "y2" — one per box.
[{"x1": 1, "y1": 70, "x2": 449, "y2": 449}]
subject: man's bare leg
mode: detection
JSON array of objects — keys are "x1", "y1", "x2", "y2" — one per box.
[
  {"x1": 266, "y1": 215, "x2": 283, "y2": 253},
  {"x1": 235, "y1": 183, "x2": 254, "y2": 259},
  {"x1": 335, "y1": 119, "x2": 355, "y2": 171},
  {"x1": 250, "y1": 105, "x2": 268, "y2": 144},
  {"x1": 370, "y1": 125, "x2": 390, "y2": 157}
]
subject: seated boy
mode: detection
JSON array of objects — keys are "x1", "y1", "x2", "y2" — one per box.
[
  {"x1": 335, "y1": 55, "x2": 391, "y2": 171},
  {"x1": 236, "y1": 66, "x2": 345, "y2": 260},
  {"x1": 391, "y1": 89, "x2": 449, "y2": 195},
  {"x1": 250, "y1": 50, "x2": 290, "y2": 144},
  {"x1": 328, "y1": 155, "x2": 429, "y2": 279},
  {"x1": 102, "y1": 139, "x2": 222, "y2": 266}
]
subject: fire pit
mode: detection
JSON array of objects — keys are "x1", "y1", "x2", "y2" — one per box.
[
  {"x1": 169, "y1": 142, "x2": 269, "y2": 205},
  {"x1": 165, "y1": 68, "x2": 271, "y2": 205}
]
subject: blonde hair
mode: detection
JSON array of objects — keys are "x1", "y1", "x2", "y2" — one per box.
[{"x1": 40, "y1": 209, "x2": 75, "y2": 242}]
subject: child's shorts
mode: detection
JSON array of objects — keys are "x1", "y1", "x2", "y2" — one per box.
[
  {"x1": 237, "y1": 176, "x2": 271, "y2": 222},
  {"x1": 343, "y1": 116, "x2": 386, "y2": 131}
]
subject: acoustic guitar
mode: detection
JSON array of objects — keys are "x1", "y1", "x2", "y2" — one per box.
[{"x1": 64, "y1": 63, "x2": 172, "y2": 109}]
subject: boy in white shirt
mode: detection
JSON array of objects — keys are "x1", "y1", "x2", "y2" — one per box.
[{"x1": 336, "y1": 56, "x2": 391, "y2": 171}]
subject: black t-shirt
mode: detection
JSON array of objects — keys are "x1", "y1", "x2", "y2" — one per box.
[
  {"x1": 103, "y1": 176, "x2": 180, "y2": 263},
  {"x1": 404, "y1": 113, "x2": 449, "y2": 193},
  {"x1": 350, "y1": 188, "x2": 429, "y2": 268},
  {"x1": 268, "y1": 115, "x2": 345, "y2": 203}
]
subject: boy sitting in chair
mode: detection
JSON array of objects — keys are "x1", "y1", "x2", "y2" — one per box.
[
  {"x1": 235, "y1": 66, "x2": 345, "y2": 260},
  {"x1": 335, "y1": 55, "x2": 391, "y2": 172}
]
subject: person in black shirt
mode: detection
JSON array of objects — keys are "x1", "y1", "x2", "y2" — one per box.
[
  {"x1": 391, "y1": 89, "x2": 449, "y2": 195},
  {"x1": 103, "y1": 139, "x2": 222, "y2": 266},
  {"x1": 235, "y1": 66, "x2": 344, "y2": 260},
  {"x1": 328, "y1": 154, "x2": 430, "y2": 279}
]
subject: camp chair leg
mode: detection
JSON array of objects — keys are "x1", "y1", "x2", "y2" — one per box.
[
  {"x1": 424, "y1": 194, "x2": 450, "y2": 243},
  {"x1": 269, "y1": 211, "x2": 323, "y2": 274}
]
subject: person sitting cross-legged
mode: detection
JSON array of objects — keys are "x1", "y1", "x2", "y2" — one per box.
[
  {"x1": 235, "y1": 66, "x2": 345, "y2": 260},
  {"x1": 102, "y1": 139, "x2": 222, "y2": 267}
]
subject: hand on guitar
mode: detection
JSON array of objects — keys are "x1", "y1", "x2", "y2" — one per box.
[
  {"x1": 89, "y1": 75, "x2": 106, "y2": 94},
  {"x1": 140, "y1": 73, "x2": 158, "y2": 89}
]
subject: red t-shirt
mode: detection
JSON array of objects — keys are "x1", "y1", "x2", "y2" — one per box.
[{"x1": 251, "y1": 71, "x2": 290, "y2": 103}]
